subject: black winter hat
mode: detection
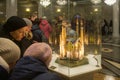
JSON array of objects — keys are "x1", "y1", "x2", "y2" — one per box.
[{"x1": 3, "y1": 16, "x2": 27, "y2": 32}]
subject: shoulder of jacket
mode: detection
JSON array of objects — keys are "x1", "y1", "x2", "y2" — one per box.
[{"x1": 32, "y1": 72, "x2": 61, "y2": 80}]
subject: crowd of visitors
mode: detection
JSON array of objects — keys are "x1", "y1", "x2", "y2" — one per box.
[
  {"x1": 101, "y1": 19, "x2": 113, "y2": 36},
  {"x1": 0, "y1": 14, "x2": 62, "y2": 80}
]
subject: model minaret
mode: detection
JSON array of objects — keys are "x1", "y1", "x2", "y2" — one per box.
[
  {"x1": 79, "y1": 20, "x2": 84, "y2": 60},
  {"x1": 60, "y1": 26, "x2": 66, "y2": 59},
  {"x1": 76, "y1": 18, "x2": 79, "y2": 38}
]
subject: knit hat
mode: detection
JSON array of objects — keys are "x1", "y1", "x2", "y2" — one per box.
[
  {"x1": 23, "y1": 18, "x2": 32, "y2": 27},
  {"x1": 0, "y1": 38, "x2": 21, "y2": 64},
  {"x1": 3, "y1": 16, "x2": 27, "y2": 32},
  {"x1": 24, "y1": 42, "x2": 52, "y2": 66}
]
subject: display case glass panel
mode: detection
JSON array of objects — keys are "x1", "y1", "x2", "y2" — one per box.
[{"x1": 49, "y1": 0, "x2": 102, "y2": 78}]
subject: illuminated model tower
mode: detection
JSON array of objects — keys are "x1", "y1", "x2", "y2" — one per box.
[{"x1": 57, "y1": 19, "x2": 88, "y2": 67}]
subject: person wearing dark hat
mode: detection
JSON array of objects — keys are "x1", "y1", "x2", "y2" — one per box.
[
  {"x1": 9, "y1": 42, "x2": 61, "y2": 80},
  {"x1": 0, "y1": 16, "x2": 28, "y2": 41},
  {"x1": 0, "y1": 16, "x2": 28, "y2": 56}
]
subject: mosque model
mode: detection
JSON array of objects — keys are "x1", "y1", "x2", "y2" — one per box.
[
  {"x1": 55, "y1": 19, "x2": 88, "y2": 67},
  {"x1": 59, "y1": 21, "x2": 84, "y2": 60}
]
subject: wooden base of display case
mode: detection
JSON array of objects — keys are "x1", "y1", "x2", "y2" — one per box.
[
  {"x1": 55, "y1": 57, "x2": 88, "y2": 67},
  {"x1": 53, "y1": 70, "x2": 101, "y2": 80},
  {"x1": 49, "y1": 54, "x2": 102, "y2": 80}
]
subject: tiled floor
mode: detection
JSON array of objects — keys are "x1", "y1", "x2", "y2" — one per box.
[
  {"x1": 100, "y1": 36, "x2": 120, "y2": 80},
  {"x1": 94, "y1": 72, "x2": 120, "y2": 80},
  {"x1": 86, "y1": 36, "x2": 120, "y2": 80}
]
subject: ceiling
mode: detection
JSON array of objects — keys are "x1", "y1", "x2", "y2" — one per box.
[{"x1": 18, "y1": 0, "x2": 90, "y2": 4}]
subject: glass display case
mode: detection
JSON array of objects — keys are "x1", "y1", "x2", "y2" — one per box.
[
  {"x1": 2, "y1": 0, "x2": 103, "y2": 79},
  {"x1": 49, "y1": 0, "x2": 102, "y2": 79}
]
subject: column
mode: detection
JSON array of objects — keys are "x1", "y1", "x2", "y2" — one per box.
[
  {"x1": 6, "y1": 0, "x2": 17, "y2": 19},
  {"x1": 113, "y1": 0, "x2": 119, "y2": 37},
  {"x1": 38, "y1": 2, "x2": 43, "y2": 18}
]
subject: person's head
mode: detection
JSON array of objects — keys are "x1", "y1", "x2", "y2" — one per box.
[
  {"x1": 58, "y1": 15, "x2": 63, "y2": 21},
  {"x1": 24, "y1": 42, "x2": 52, "y2": 67},
  {"x1": 23, "y1": 18, "x2": 32, "y2": 31},
  {"x1": 30, "y1": 13, "x2": 38, "y2": 22},
  {"x1": 23, "y1": 18, "x2": 33, "y2": 40},
  {"x1": 0, "y1": 38, "x2": 21, "y2": 70},
  {"x1": 41, "y1": 19, "x2": 48, "y2": 25},
  {"x1": 3, "y1": 16, "x2": 28, "y2": 41}
]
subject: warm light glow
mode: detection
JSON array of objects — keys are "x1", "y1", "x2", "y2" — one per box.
[
  {"x1": 104, "y1": 0, "x2": 116, "y2": 6},
  {"x1": 57, "y1": 8, "x2": 61, "y2": 12},
  {"x1": 84, "y1": 34, "x2": 88, "y2": 45},
  {"x1": 40, "y1": 0, "x2": 51, "y2": 7},
  {"x1": 97, "y1": 35, "x2": 101, "y2": 45},
  {"x1": 26, "y1": 8, "x2": 30, "y2": 12},
  {"x1": 94, "y1": 8, "x2": 98, "y2": 12},
  {"x1": 56, "y1": 0, "x2": 67, "y2": 5},
  {"x1": 104, "y1": 75, "x2": 115, "y2": 80},
  {"x1": 59, "y1": 20, "x2": 84, "y2": 60},
  {"x1": 59, "y1": 26, "x2": 67, "y2": 59},
  {"x1": 90, "y1": 0, "x2": 101, "y2": 4},
  {"x1": 79, "y1": 26, "x2": 84, "y2": 60}
]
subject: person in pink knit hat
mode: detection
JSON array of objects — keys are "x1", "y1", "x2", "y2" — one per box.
[
  {"x1": 24, "y1": 42, "x2": 52, "y2": 66},
  {"x1": 9, "y1": 42, "x2": 61, "y2": 80}
]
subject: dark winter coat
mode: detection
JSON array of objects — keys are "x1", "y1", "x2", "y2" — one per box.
[
  {"x1": 20, "y1": 37, "x2": 33, "y2": 56},
  {"x1": 32, "y1": 24, "x2": 42, "y2": 42},
  {"x1": 9, "y1": 56, "x2": 61, "y2": 80},
  {"x1": 0, "y1": 65, "x2": 9, "y2": 80}
]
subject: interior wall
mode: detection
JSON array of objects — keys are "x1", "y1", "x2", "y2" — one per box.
[
  {"x1": 0, "y1": 0, "x2": 6, "y2": 23},
  {"x1": 102, "y1": 3, "x2": 113, "y2": 23}
]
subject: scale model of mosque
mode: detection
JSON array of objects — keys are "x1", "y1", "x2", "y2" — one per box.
[{"x1": 55, "y1": 19, "x2": 88, "y2": 67}]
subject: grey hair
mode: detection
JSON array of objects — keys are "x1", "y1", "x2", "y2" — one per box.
[{"x1": 23, "y1": 18, "x2": 32, "y2": 26}]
